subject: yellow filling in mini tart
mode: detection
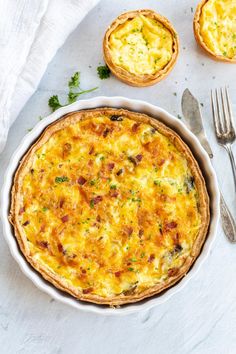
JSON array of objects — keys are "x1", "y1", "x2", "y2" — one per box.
[
  {"x1": 199, "y1": 0, "x2": 236, "y2": 59},
  {"x1": 109, "y1": 15, "x2": 174, "y2": 75}
]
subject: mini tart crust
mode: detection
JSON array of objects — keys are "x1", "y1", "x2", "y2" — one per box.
[
  {"x1": 10, "y1": 108, "x2": 210, "y2": 306},
  {"x1": 194, "y1": 0, "x2": 236, "y2": 63},
  {"x1": 103, "y1": 9, "x2": 180, "y2": 86}
]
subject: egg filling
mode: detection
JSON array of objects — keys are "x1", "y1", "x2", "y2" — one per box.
[
  {"x1": 108, "y1": 15, "x2": 174, "y2": 75},
  {"x1": 199, "y1": 0, "x2": 236, "y2": 59},
  {"x1": 15, "y1": 111, "x2": 203, "y2": 299}
]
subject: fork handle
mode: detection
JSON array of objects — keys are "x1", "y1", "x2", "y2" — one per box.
[
  {"x1": 225, "y1": 144, "x2": 236, "y2": 193},
  {"x1": 220, "y1": 193, "x2": 236, "y2": 243}
]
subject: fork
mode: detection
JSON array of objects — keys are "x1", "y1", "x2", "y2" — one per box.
[{"x1": 211, "y1": 87, "x2": 236, "y2": 191}]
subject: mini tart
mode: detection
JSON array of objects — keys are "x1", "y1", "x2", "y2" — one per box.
[
  {"x1": 10, "y1": 108, "x2": 210, "y2": 306},
  {"x1": 103, "y1": 9, "x2": 179, "y2": 86},
  {"x1": 194, "y1": 0, "x2": 236, "y2": 62}
]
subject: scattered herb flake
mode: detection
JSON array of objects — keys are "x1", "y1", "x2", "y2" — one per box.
[
  {"x1": 97, "y1": 65, "x2": 111, "y2": 79},
  {"x1": 55, "y1": 176, "x2": 69, "y2": 183}
]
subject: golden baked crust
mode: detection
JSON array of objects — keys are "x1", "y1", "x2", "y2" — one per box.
[
  {"x1": 103, "y1": 9, "x2": 179, "y2": 86},
  {"x1": 10, "y1": 108, "x2": 210, "y2": 306},
  {"x1": 194, "y1": 0, "x2": 236, "y2": 63}
]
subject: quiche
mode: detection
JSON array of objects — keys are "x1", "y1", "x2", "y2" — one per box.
[
  {"x1": 10, "y1": 108, "x2": 210, "y2": 306},
  {"x1": 103, "y1": 10, "x2": 179, "y2": 86},
  {"x1": 194, "y1": 0, "x2": 236, "y2": 62}
]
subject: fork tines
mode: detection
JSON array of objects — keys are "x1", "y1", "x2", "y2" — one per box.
[{"x1": 211, "y1": 87, "x2": 235, "y2": 142}]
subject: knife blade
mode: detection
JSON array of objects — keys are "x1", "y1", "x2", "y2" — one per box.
[
  {"x1": 181, "y1": 88, "x2": 213, "y2": 158},
  {"x1": 181, "y1": 88, "x2": 236, "y2": 243}
]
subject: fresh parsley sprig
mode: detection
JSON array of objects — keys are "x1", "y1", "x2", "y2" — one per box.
[
  {"x1": 48, "y1": 71, "x2": 98, "y2": 112},
  {"x1": 48, "y1": 95, "x2": 63, "y2": 112}
]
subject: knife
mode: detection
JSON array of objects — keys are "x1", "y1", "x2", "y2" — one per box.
[
  {"x1": 182, "y1": 89, "x2": 213, "y2": 158},
  {"x1": 181, "y1": 88, "x2": 236, "y2": 243}
]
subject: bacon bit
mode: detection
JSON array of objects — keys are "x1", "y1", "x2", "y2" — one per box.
[
  {"x1": 110, "y1": 191, "x2": 119, "y2": 198},
  {"x1": 159, "y1": 159, "x2": 165, "y2": 166},
  {"x1": 81, "y1": 268, "x2": 87, "y2": 274},
  {"x1": 61, "y1": 215, "x2": 69, "y2": 223},
  {"x1": 160, "y1": 194, "x2": 167, "y2": 202},
  {"x1": 122, "y1": 284, "x2": 137, "y2": 296},
  {"x1": 37, "y1": 241, "x2": 49, "y2": 249},
  {"x1": 58, "y1": 164, "x2": 63, "y2": 168},
  {"x1": 148, "y1": 254, "x2": 155, "y2": 263},
  {"x1": 79, "y1": 187, "x2": 89, "y2": 204},
  {"x1": 132, "y1": 122, "x2": 140, "y2": 132},
  {"x1": 59, "y1": 198, "x2": 65, "y2": 208},
  {"x1": 165, "y1": 221, "x2": 177, "y2": 231},
  {"x1": 40, "y1": 169, "x2": 45, "y2": 173},
  {"x1": 160, "y1": 194, "x2": 176, "y2": 203},
  {"x1": 63, "y1": 143, "x2": 71, "y2": 157},
  {"x1": 174, "y1": 244, "x2": 183, "y2": 253},
  {"x1": 77, "y1": 176, "x2": 87, "y2": 185},
  {"x1": 173, "y1": 232, "x2": 180, "y2": 244},
  {"x1": 96, "y1": 215, "x2": 101, "y2": 222},
  {"x1": 116, "y1": 168, "x2": 123, "y2": 176},
  {"x1": 93, "y1": 195, "x2": 103, "y2": 204},
  {"x1": 138, "y1": 229, "x2": 144, "y2": 237},
  {"x1": 22, "y1": 220, "x2": 30, "y2": 226},
  {"x1": 103, "y1": 128, "x2": 110, "y2": 137},
  {"x1": 19, "y1": 207, "x2": 25, "y2": 215},
  {"x1": 62, "y1": 143, "x2": 72, "y2": 159},
  {"x1": 110, "y1": 115, "x2": 123, "y2": 121},
  {"x1": 72, "y1": 135, "x2": 80, "y2": 141},
  {"x1": 89, "y1": 146, "x2": 94, "y2": 155},
  {"x1": 88, "y1": 159, "x2": 93, "y2": 167},
  {"x1": 40, "y1": 224, "x2": 46, "y2": 233},
  {"x1": 123, "y1": 226, "x2": 133, "y2": 236},
  {"x1": 136, "y1": 154, "x2": 143, "y2": 162},
  {"x1": 57, "y1": 242, "x2": 66, "y2": 254},
  {"x1": 82, "y1": 287, "x2": 93, "y2": 294},
  {"x1": 168, "y1": 268, "x2": 179, "y2": 277},
  {"x1": 107, "y1": 162, "x2": 115, "y2": 171},
  {"x1": 114, "y1": 271, "x2": 122, "y2": 277},
  {"x1": 128, "y1": 156, "x2": 137, "y2": 166},
  {"x1": 151, "y1": 127, "x2": 157, "y2": 134},
  {"x1": 30, "y1": 169, "x2": 34, "y2": 174}
]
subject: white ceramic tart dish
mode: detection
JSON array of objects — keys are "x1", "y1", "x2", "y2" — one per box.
[
  {"x1": 103, "y1": 9, "x2": 179, "y2": 86},
  {"x1": 1, "y1": 97, "x2": 219, "y2": 315},
  {"x1": 194, "y1": 0, "x2": 236, "y2": 62}
]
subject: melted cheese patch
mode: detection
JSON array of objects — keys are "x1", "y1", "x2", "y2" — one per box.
[
  {"x1": 199, "y1": 0, "x2": 236, "y2": 59},
  {"x1": 109, "y1": 15, "x2": 174, "y2": 75},
  {"x1": 19, "y1": 114, "x2": 201, "y2": 298}
]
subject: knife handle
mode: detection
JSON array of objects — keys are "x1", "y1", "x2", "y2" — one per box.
[{"x1": 220, "y1": 193, "x2": 236, "y2": 243}]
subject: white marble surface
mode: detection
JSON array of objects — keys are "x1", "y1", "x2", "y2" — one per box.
[{"x1": 1, "y1": 0, "x2": 236, "y2": 353}]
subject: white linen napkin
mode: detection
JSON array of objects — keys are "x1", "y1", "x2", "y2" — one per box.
[{"x1": 0, "y1": 0, "x2": 100, "y2": 153}]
